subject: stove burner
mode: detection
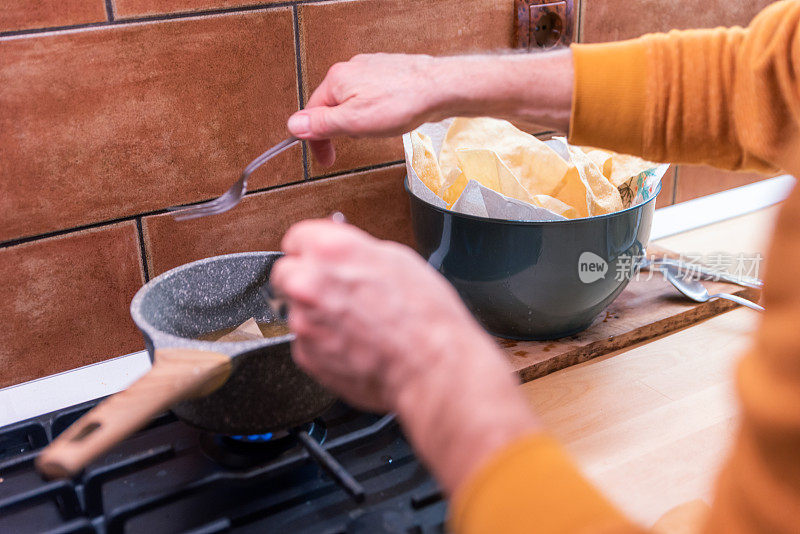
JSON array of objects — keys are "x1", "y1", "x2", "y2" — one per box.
[
  {"x1": 200, "y1": 421, "x2": 326, "y2": 469},
  {"x1": 229, "y1": 432, "x2": 275, "y2": 442},
  {"x1": 0, "y1": 406, "x2": 446, "y2": 533}
]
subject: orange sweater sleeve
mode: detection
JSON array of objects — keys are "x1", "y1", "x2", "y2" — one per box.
[
  {"x1": 569, "y1": 1, "x2": 800, "y2": 174},
  {"x1": 453, "y1": 2, "x2": 800, "y2": 533},
  {"x1": 450, "y1": 434, "x2": 637, "y2": 533}
]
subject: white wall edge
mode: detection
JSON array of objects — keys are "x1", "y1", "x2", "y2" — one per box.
[
  {"x1": 0, "y1": 351, "x2": 151, "y2": 428},
  {"x1": 651, "y1": 174, "x2": 795, "y2": 240}
]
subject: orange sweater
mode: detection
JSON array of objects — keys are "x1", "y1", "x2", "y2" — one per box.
[{"x1": 452, "y1": 1, "x2": 800, "y2": 532}]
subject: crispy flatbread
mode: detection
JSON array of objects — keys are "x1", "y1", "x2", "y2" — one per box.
[
  {"x1": 585, "y1": 149, "x2": 613, "y2": 180},
  {"x1": 439, "y1": 117, "x2": 570, "y2": 197},
  {"x1": 552, "y1": 145, "x2": 624, "y2": 217},
  {"x1": 455, "y1": 149, "x2": 535, "y2": 204},
  {"x1": 531, "y1": 194, "x2": 580, "y2": 219},
  {"x1": 442, "y1": 172, "x2": 468, "y2": 207},
  {"x1": 411, "y1": 131, "x2": 446, "y2": 196},
  {"x1": 608, "y1": 152, "x2": 654, "y2": 188}
]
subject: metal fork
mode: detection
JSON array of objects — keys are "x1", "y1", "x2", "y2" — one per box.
[
  {"x1": 169, "y1": 137, "x2": 299, "y2": 221},
  {"x1": 638, "y1": 257, "x2": 762, "y2": 289}
]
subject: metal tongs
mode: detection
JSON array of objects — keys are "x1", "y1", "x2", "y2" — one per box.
[{"x1": 169, "y1": 137, "x2": 300, "y2": 220}]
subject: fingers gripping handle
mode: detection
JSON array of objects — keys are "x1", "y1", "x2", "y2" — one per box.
[{"x1": 35, "y1": 348, "x2": 231, "y2": 479}]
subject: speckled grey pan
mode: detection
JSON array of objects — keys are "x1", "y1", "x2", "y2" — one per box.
[
  {"x1": 35, "y1": 252, "x2": 337, "y2": 479},
  {"x1": 128, "y1": 251, "x2": 336, "y2": 433}
]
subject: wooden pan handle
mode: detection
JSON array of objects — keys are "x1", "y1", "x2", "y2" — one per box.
[{"x1": 35, "y1": 348, "x2": 231, "y2": 479}]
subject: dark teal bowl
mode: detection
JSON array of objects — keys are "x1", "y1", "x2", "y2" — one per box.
[{"x1": 406, "y1": 179, "x2": 660, "y2": 340}]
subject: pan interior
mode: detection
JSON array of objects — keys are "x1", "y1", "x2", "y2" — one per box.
[{"x1": 139, "y1": 254, "x2": 284, "y2": 340}]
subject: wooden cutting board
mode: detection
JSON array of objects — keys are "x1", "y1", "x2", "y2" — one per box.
[{"x1": 500, "y1": 246, "x2": 762, "y2": 383}]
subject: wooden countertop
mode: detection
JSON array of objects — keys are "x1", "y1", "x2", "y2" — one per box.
[{"x1": 520, "y1": 205, "x2": 779, "y2": 527}]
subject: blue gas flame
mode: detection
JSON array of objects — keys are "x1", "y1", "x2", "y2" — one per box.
[{"x1": 230, "y1": 433, "x2": 274, "y2": 442}]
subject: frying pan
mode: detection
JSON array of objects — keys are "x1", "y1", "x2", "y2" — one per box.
[{"x1": 36, "y1": 252, "x2": 335, "y2": 479}]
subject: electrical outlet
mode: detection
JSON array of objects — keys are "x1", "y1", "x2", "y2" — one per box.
[{"x1": 515, "y1": 0, "x2": 574, "y2": 50}]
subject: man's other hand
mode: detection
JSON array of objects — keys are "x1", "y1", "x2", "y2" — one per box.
[{"x1": 287, "y1": 54, "x2": 446, "y2": 168}]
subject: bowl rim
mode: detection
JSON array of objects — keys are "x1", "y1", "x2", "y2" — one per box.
[
  {"x1": 130, "y1": 251, "x2": 295, "y2": 353},
  {"x1": 404, "y1": 175, "x2": 663, "y2": 225}
]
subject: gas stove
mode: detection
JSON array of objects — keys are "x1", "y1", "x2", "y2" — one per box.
[{"x1": 0, "y1": 400, "x2": 446, "y2": 533}]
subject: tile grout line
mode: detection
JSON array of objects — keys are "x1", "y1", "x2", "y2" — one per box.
[
  {"x1": 0, "y1": 161, "x2": 405, "y2": 250},
  {"x1": 244, "y1": 159, "x2": 405, "y2": 194},
  {"x1": 300, "y1": 142, "x2": 310, "y2": 181},
  {"x1": 305, "y1": 159, "x2": 405, "y2": 181},
  {"x1": 0, "y1": 213, "x2": 168, "y2": 250},
  {"x1": 134, "y1": 218, "x2": 150, "y2": 282},
  {"x1": 104, "y1": 0, "x2": 116, "y2": 22},
  {"x1": 0, "y1": 0, "x2": 339, "y2": 39},
  {"x1": 292, "y1": 4, "x2": 310, "y2": 181},
  {"x1": 1, "y1": 133, "x2": 573, "y2": 249},
  {"x1": 0, "y1": 21, "x2": 108, "y2": 39}
]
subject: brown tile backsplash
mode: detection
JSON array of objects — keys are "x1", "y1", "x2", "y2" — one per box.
[
  {"x1": 0, "y1": 222, "x2": 144, "y2": 389},
  {"x1": 0, "y1": 8, "x2": 301, "y2": 243},
  {"x1": 0, "y1": 1, "x2": 107, "y2": 33},
  {"x1": 298, "y1": 0, "x2": 516, "y2": 176},
  {"x1": 675, "y1": 165, "x2": 771, "y2": 204},
  {"x1": 143, "y1": 164, "x2": 415, "y2": 276},
  {"x1": 3, "y1": 0, "x2": 782, "y2": 387},
  {"x1": 113, "y1": 0, "x2": 282, "y2": 18},
  {"x1": 581, "y1": 0, "x2": 775, "y2": 43},
  {"x1": 655, "y1": 165, "x2": 676, "y2": 208}
]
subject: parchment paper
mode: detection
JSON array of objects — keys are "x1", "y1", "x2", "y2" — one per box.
[{"x1": 403, "y1": 120, "x2": 669, "y2": 221}]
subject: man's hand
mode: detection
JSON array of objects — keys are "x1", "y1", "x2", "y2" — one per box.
[
  {"x1": 271, "y1": 219, "x2": 481, "y2": 411},
  {"x1": 271, "y1": 220, "x2": 540, "y2": 494},
  {"x1": 288, "y1": 54, "x2": 447, "y2": 167},
  {"x1": 288, "y1": 50, "x2": 574, "y2": 168}
]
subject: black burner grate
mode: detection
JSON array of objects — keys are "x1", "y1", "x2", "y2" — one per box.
[{"x1": 0, "y1": 400, "x2": 446, "y2": 533}]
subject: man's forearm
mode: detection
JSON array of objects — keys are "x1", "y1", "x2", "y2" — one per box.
[
  {"x1": 287, "y1": 49, "x2": 574, "y2": 164},
  {"x1": 393, "y1": 329, "x2": 541, "y2": 496},
  {"x1": 431, "y1": 49, "x2": 574, "y2": 134}
]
